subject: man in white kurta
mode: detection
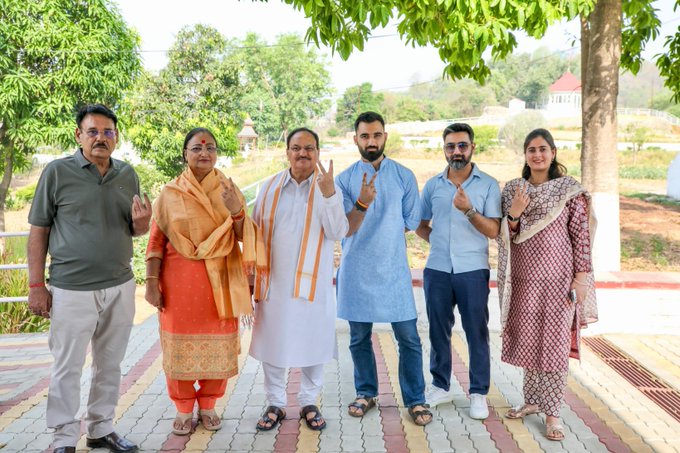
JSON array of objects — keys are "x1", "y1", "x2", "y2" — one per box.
[{"x1": 250, "y1": 127, "x2": 348, "y2": 431}]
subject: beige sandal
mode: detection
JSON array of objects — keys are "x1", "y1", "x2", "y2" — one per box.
[
  {"x1": 199, "y1": 409, "x2": 222, "y2": 431},
  {"x1": 546, "y1": 421, "x2": 565, "y2": 441},
  {"x1": 505, "y1": 403, "x2": 540, "y2": 419},
  {"x1": 172, "y1": 411, "x2": 193, "y2": 435}
]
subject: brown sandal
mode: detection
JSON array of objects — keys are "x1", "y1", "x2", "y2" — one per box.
[
  {"x1": 505, "y1": 404, "x2": 540, "y2": 419},
  {"x1": 408, "y1": 404, "x2": 432, "y2": 426},
  {"x1": 256, "y1": 405, "x2": 286, "y2": 431},
  {"x1": 300, "y1": 404, "x2": 326, "y2": 430},
  {"x1": 348, "y1": 397, "x2": 376, "y2": 417}
]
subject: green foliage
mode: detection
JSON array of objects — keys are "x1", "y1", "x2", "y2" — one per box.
[
  {"x1": 132, "y1": 235, "x2": 148, "y2": 285},
  {"x1": 132, "y1": 163, "x2": 169, "y2": 199},
  {"x1": 386, "y1": 131, "x2": 403, "y2": 153},
  {"x1": 499, "y1": 110, "x2": 548, "y2": 153},
  {"x1": 489, "y1": 48, "x2": 576, "y2": 107},
  {"x1": 326, "y1": 127, "x2": 341, "y2": 137},
  {"x1": 5, "y1": 182, "x2": 37, "y2": 211},
  {"x1": 0, "y1": 236, "x2": 49, "y2": 333},
  {"x1": 473, "y1": 125, "x2": 499, "y2": 153},
  {"x1": 0, "y1": 0, "x2": 141, "y2": 219},
  {"x1": 282, "y1": 0, "x2": 595, "y2": 85},
  {"x1": 234, "y1": 33, "x2": 333, "y2": 141},
  {"x1": 122, "y1": 25, "x2": 241, "y2": 178},
  {"x1": 336, "y1": 83, "x2": 384, "y2": 131},
  {"x1": 619, "y1": 166, "x2": 666, "y2": 179}
]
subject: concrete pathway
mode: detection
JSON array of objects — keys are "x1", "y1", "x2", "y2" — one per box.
[{"x1": 1, "y1": 275, "x2": 679, "y2": 452}]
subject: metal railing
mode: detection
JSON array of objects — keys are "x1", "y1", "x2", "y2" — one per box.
[{"x1": 0, "y1": 231, "x2": 29, "y2": 304}]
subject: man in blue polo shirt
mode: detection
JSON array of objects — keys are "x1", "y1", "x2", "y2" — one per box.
[{"x1": 416, "y1": 123, "x2": 501, "y2": 420}]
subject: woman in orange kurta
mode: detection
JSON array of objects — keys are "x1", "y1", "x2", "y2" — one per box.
[{"x1": 145, "y1": 128, "x2": 261, "y2": 435}]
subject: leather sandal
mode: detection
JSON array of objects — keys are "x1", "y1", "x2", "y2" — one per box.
[
  {"x1": 408, "y1": 404, "x2": 433, "y2": 426},
  {"x1": 299, "y1": 404, "x2": 326, "y2": 430},
  {"x1": 505, "y1": 403, "x2": 540, "y2": 419},
  {"x1": 172, "y1": 411, "x2": 193, "y2": 435},
  {"x1": 348, "y1": 397, "x2": 376, "y2": 417},
  {"x1": 256, "y1": 405, "x2": 286, "y2": 431},
  {"x1": 546, "y1": 421, "x2": 565, "y2": 441},
  {"x1": 199, "y1": 409, "x2": 222, "y2": 431}
]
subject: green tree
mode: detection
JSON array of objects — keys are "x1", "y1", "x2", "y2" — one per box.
[
  {"x1": 234, "y1": 33, "x2": 332, "y2": 142},
  {"x1": 336, "y1": 82, "x2": 384, "y2": 130},
  {"x1": 489, "y1": 48, "x2": 576, "y2": 107},
  {"x1": 122, "y1": 25, "x2": 242, "y2": 177},
  {"x1": 0, "y1": 0, "x2": 141, "y2": 231},
  {"x1": 266, "y1": 0, "x2": 680, "y2": 271}
]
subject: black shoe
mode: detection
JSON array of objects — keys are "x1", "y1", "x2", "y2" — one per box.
[
  {"x1": 86, "y1": 431, "x2": 138, "y2": 452},
  {"x1": 53, "y1": 448, "x2": 76, "y2": 453}
]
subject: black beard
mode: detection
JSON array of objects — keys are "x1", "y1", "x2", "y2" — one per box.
[
  {"x1": 359, "y1": 145, "x2": 385, "y2": 162},
  {"x1": 447, "y1": 155, "x2": 469, "y2": 170}
]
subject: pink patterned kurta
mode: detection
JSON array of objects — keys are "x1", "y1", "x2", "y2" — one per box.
[{"x1": 498, "y1": 177, "x2": 594, "y2": 373}]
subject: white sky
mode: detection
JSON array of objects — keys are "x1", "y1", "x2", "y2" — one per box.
[{"x1": 113, "y1": 0, "x2": 679, "y2": 96}]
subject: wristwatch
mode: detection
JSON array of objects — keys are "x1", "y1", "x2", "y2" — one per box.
[
  {"x1": 464, "y1": 206, "x2": 477, "y2": 219},
  {"x1": 507, "y1": 213, "x2": 519, "y2": 222}
]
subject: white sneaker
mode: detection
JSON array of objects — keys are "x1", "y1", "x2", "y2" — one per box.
[
  {"x1": 425, "y1": 386, "x2": 454, "y2": 407},
  {"x1": 469, "y1": 393, "x2": 489, "y2": 419}
]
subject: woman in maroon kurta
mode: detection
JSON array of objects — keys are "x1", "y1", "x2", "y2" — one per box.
[{"x1": 497, "y1": 128, "x2": 597, "y2": 441}]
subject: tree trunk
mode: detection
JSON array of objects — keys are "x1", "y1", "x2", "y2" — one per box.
[{"x1": 580, "y1": 0, "x2": 622, "y2": 271}]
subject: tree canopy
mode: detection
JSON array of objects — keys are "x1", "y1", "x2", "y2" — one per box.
[
  {"x1": 122, "y1": 24, "x2": 242, "y2": 177},
  {"x1": 123, "y1": 29, "x2": 332, "y2": 177},
  {"x1": 234, "y1": 33, "x2": 333, "y2": 142},
  {"x1": 0, "y1": 0, "x2": 141, "y2": 230}
]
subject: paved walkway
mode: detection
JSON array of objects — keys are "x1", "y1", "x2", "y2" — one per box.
[{"x1": 1, "y1": 276, "x2": 679, "y2": 452}]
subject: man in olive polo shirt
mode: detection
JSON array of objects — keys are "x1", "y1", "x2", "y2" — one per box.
[{"x1": 27, "y1": 104, "x2": 151, "y2": 453}]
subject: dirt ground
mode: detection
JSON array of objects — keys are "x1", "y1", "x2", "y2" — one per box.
[{"x1": 619, "y1": 195, "x2": 680, "y2": 271}]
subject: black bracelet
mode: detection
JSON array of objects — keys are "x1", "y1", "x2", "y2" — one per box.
[{"x1": 354, "y1": 200, "x2": 367, "y2": 212}]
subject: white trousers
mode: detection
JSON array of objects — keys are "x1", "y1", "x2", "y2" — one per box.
[
  {"x1": 46, "y1": 279, "x2": 136, "y2": 448},
  {"x1": 263, "y1": 362, "x2": 324, "y2": 408}
]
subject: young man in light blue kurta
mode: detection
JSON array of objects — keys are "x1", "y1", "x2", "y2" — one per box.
[
  {"x1": 416, "y1": 123, "x2": 502, "y2": 420},
  {"x1": 336, "y1": 111, "x2": 432, "y2": 426}
]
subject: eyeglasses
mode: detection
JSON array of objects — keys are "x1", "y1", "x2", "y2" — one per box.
[
  {"x1": 83, "y1": 129, "x2": 116, "y2": 139},
  {"x1": 444, "y1": 142, "x2": 471, "y2": 153},
  {"x1": 187, "y1": 145, "x2": 218, "y2": 154},
  {"x1": 289, "y1": 145, "x2": 317, "y2": 153}
]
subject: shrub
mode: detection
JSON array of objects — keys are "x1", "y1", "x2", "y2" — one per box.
[
  {"x1": 132, "y1": 163, "x2": 168, "y2": 198},
  {"x1": 474, "y1": 125, "x2": 499, "y2": 153},
  {"x1": 0, "y1": 236, "x2": 50, "y2": 334}
]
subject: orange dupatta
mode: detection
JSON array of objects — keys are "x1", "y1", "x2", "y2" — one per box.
[{"x1": 151, "y1": 168, "x2": 265, "y2": 319}]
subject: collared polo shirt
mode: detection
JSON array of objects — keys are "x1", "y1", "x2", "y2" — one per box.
[
  {"x1": 28, "y1": 150, "x2": 140, "y2": 290},
  {"x1": 420, "y1": 163, "x2": 501, "y2": 274}
]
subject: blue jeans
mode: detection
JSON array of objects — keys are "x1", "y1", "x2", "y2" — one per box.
[
  {"x1": 423, "y1": 268, "x2": 490, "y2": 395},
  {"x1": 348, "y1": 319, "x2": 426, "y2": 407}
]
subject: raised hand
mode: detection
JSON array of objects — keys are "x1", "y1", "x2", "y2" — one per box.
[
  {"x1": 509, "y1": 180, "x2": 530, "y2": 218},
  {"x1": 358, "y1": 172, "x2": 378, "y2": 206},
  {"x1": 221, "y1": 178, "x2": 242, "y2": 215},
  {"x1": 132, "y1": 193, "x2": 152, "y2": 229},
  {"x1": 316, "y1": 159, "x2": 336, "y2": 198},
  {"x1": 453, "y1": 183, "x2": 471, "y2": 212}
]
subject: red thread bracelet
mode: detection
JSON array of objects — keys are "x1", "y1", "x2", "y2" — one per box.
[{"x1": 29, "y1": 282, "x2": 45, "y2": 288}]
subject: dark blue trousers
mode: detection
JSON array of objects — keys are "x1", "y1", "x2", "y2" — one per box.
[{"x1": 423, "y1": 268, "x2": 490, "y2": 395}]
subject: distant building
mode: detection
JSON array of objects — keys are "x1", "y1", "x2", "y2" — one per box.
[
  {"x1": 237, "y1": 115, "x2": 258, "y2": 154},
  {"x1": 545, "y1": 72, "x2": 581, "y2": 118}
]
